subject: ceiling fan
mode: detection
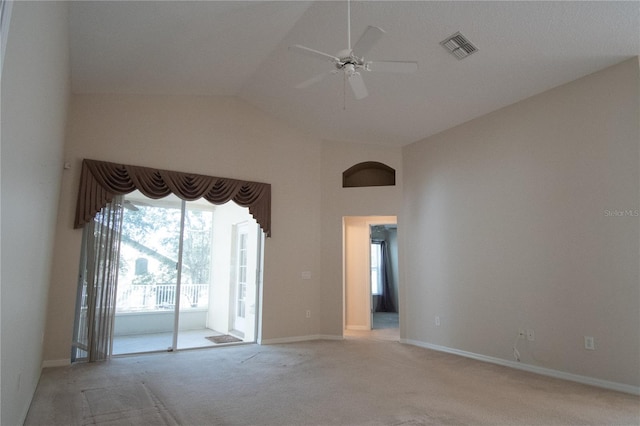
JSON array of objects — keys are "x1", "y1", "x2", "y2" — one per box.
[
  {"x1": 123, "y1": 199, "x2": 151, "y2": 211},
  {"x1": 289, "y1": 0, "x2": 418, "y2": 100}
]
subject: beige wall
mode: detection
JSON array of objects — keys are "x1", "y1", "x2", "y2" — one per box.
[
  {"x1": 402, "y1": 58, "x2": 639, "y2": 387},
  {"x1": 0, "y1": 2, "x2": 70, "y2": 424},
  {"x1": 319, "y1": 140, "x2": 403, "y2": 336},
  {"x1": 43, "y1": 94, "x2": 323, "y2": 361},
  {"x1": 44, "y1": 107, "x2": 405, "y2": 356}
]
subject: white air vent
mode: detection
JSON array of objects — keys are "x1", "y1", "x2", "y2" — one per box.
[{"x1": 440, "y1": 32, "x2": 478, "y2": 60}]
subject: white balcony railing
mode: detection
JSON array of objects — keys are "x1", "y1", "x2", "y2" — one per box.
[{"x1": 116, "y1": 284, "x2": 209, "y2": 312}]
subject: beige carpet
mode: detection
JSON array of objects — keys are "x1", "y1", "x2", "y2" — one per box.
[{"x1": 26, "y1": 339, "x2": 639, "y2": 425}]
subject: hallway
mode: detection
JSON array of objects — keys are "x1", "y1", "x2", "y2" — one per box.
[{"x1": 344, "y1": 312, "x2": 399, "y2": 342}]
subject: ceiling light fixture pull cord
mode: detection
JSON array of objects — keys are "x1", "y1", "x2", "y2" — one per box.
[{"x1": 343, "y1": 72, "x2": 347, "y2": 110}]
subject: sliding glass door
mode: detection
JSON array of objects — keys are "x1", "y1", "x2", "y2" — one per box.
[
  {"x1": 177, "y1": 201, "x2": 260, "y2": 349},
  {"x1": 112, "y1": 193, "x2": 182, "y2": 354},
  {"x1": 73, "y1": 190, "x2": 262, "y2": 359},
  {"x1": 176, "y1": 200, "x2": 216, "y2": 349}
]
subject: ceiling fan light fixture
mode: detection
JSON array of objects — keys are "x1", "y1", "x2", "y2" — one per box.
[{"x1": 440, "y1": 32, "x2": 478, "y2": 60}]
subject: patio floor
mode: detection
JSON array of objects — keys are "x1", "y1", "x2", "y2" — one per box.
[{"x1": 113, "y1": 328, "x2": 247, "y2": 355}]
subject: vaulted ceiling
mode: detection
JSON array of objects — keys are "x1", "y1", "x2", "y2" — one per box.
[{"x1": 69, "y1": 1, "x2": 639, "y2": 146}]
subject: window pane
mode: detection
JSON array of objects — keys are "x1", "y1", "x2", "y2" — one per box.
[{"x1": 371, "y1": 243, "x2": 382, "y2": 295}]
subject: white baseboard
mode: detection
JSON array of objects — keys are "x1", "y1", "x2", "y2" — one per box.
[
  {"x1": 42, "y1": 359, "x2": 70, "y2": 368},
  {"x1": 318, "y1": 334, "x2": 344, "y2": 341},
  {"x1": 260, "y1": 334, "x2": 343, "y2": 345},
  {"x1": 401, "y1": 339, "x2": 639, "y2": 396},
  {"x1": 346, "y1": 325, "x2": 370, "y2": 331}
]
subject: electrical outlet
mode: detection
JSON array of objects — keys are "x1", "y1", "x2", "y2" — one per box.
[
  {"x1": 435, "y1": 316, "x2": 440, "y2": 326},
  {"x1": 526, "y1": 329, "x2": 535, "y2": 341},
  {"x1": 584, "y1": 336, "x2": 595, "y2": 350},
  {"x1": 305, "y1": 310, "x2": 311, "y2": 318}
]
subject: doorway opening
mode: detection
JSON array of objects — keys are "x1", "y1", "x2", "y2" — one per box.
[
  {"x1": 72, "y1": 190, "x2": 263, "y2": 360},
  {"x1": 370, "y1": 224, "x2": 399, "y2": 332},
  {"x1": 343, "y1": 216, "x2": 399, "y2": 341}
]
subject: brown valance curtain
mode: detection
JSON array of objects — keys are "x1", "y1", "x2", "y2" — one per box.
[{"x1": 74, "y1": 159, "x2": 271, "y2": 237}]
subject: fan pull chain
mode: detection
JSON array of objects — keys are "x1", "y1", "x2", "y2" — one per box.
[{"x1": 343, "y1": 72, "x2": 347, "y2": 110}]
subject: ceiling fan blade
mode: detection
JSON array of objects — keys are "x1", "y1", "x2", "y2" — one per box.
[
  {"x1": 123, "y1": 200, "x2": 139, "y2": 211},
  {"x1": 367, "y1": 61, "x2": 418, "y2": 73},
  {"x1": 352, "y1": 26, "x2": 385, "y2": 58},
  {"x1": 289, "y1": 44, "x2": 339, "y2": 63},
  {"x1": 348, "y1": 72, "x2": 368, "y2": 100},
  {"x1": 295, "y1": 71, "x2": 335, "y2": 89}
]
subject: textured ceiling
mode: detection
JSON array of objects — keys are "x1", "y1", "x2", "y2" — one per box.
[{"x1": 69, "y1": 1, "x2": 640, "y2": 146}]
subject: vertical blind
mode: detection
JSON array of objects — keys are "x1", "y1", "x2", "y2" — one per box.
[{"x1": 73, "y1": 196, "x2": 124, "y2": 362}]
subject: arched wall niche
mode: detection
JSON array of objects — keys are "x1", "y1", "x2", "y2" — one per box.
[{"x1": 342, "y1": 161, "x2": 396, "y2": 188}]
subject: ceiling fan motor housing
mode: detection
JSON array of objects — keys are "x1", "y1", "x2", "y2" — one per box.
[{"x1": 336, "y1": 50, "x2": 366, "y2": 73}]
